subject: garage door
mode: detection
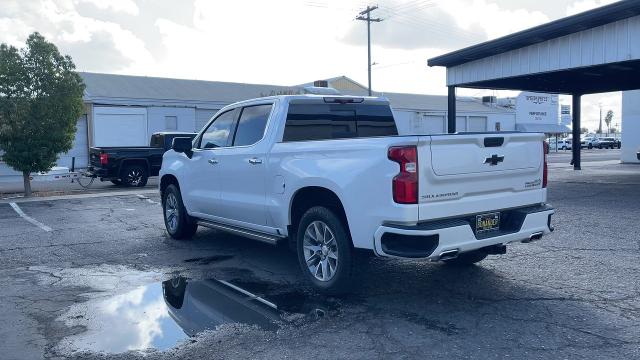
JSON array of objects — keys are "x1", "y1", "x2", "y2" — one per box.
[
  {"x1": 58, "y1": 115, "x2": 88, "y2": 169},
  {"x1": 94, "y1": 107, "x2": 148, "y2": 146},
  {"x1": 468, "y1": 116, "x2": 487, "y2": 132},
  {"x1": 420, "y1": 115, "x2": 446, "y2": 134},
  {"x1": 195, "y1": 109, "x2": 219, "y2": 132}
]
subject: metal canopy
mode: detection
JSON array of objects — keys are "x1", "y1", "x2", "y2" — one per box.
[
  {"x1": 428, "y1": 1, "x2": 640, "y2": 68},
  {"x1": 453, "y1": 59, "x2": 640, "y2": 95},
  {"x1": 427, "y1": 1, "x2": 640, "y2": 171}
]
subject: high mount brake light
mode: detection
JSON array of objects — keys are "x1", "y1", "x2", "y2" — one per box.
[{"x1": 322, "y1": 97, "x2": 364, "y2": 104}]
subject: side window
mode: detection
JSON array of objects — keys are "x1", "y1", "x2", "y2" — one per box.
[
  {"x1": 283, "y1": 104, "x2": 356, "y2": 142},
  {"x1": 233, "y1": 104, "x2": 273, "y2": 146},
  {"x1": 198, "y1": 109, "x2": 238, "y2": 149}
]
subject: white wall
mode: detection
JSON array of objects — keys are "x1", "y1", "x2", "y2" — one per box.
[
  {"x1": 147, "y1": 107, "x2": 196, "y2": 136},
  {"x1": 393, "y1": 109, "x2": 515, "y2": 135},
  {"x1": 621, "y1": 90, "x2": 640, "y2": 163}
]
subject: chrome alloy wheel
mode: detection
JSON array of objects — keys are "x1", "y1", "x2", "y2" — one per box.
[
  {"x1": 126, "y1": 169, "x2": 143, "y2": 186},
  {"x1": 165, "y1": 193, "x2": 179, "y2": 233},
  {"x1": 303, "y1": 220, "x2": 339, "y2": 282}
]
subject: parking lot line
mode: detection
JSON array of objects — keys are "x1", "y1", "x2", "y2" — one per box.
[{"x1": 9, "y1": 202, "x2": 53, "y2": 232}]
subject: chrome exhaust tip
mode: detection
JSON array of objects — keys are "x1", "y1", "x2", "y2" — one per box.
[
  {"x1": 438, "y1": 249, "x2": 459, "y2": 261},
  {"x1": 522, "y1": 231, "x2": 544, "y2": 243}
]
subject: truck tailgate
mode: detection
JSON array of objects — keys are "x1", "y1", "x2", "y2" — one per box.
[{"x1": 417, "y1": 132, "x2": 546, "y2": 221}]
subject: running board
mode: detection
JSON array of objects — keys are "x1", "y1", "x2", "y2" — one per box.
[{"x1": 197, "y1": 219, "x2": 284, "y2": 246}]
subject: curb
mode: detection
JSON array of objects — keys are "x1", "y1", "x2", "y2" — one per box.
[{"x1": 0, "y1": 188, "x2": 158, "y2": 204}]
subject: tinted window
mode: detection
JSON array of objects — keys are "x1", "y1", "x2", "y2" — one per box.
[
  {"x1": 198, "y1": 109, "x2": 237, "y2": 149},
  {"x1": 355, "y1": 104, "x2": 397, "y2": 137},
  {"x1": 233, "y1": 104, "x2": 273, "y2": 146},
  {"x1": 283, "y1": 103, "x2": 397, "y2": 142}
]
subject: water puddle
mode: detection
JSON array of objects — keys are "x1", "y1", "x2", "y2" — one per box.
[{"x1": 58, "y1": 276, "x2": 339, "y2": 354}]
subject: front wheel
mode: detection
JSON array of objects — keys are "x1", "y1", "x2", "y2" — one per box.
[
  {"x1": 162, "y1": 184, "x2": 197, "y2": 239},
  {"x1": 442, "y1": 249, "x2": 488, "y2": 266},
  {"x1": 297, "y1": 206, "x2": 353, "y2": 293}
]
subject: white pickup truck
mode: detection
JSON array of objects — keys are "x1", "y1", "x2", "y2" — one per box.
[{"x1": 160, "y1": 95, "x2": 554, "y2": 292}]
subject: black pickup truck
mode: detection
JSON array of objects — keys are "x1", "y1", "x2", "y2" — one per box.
[{"x1": 88, "y1": 132, "x2": 196, "y2": 187}]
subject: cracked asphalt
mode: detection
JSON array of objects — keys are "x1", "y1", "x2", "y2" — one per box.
[{"x1": 0, "y1": 165, "x2": 638, "y2": 360}]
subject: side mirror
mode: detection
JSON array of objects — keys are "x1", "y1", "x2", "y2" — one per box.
[{"x1": 172, "y1": 137, "x2": 193, "y2": 157}]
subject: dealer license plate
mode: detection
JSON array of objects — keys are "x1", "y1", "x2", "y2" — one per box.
[{"x1": 476, "y1": 212, "x2": 500, "y2": 233}]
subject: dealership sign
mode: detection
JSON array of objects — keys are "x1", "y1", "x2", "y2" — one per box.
[
  {"x1": 560, "y1": 105, "x2": 571, "y2": 125},
  {"x1": 516, "y1": 92, "x2": 559, "y2": 125}
]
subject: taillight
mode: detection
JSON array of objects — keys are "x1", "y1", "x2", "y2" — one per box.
[
  {"x1": 100, "y1": 153, "x2": 108, "y2": 165},
  {"x1": 388, "y1": 146, "x2": 418, "y2": 204},
  {"x1": 542, "y1": 141, "x2": 548, "y2": 188}
]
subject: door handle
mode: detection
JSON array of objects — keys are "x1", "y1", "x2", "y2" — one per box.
[
  {"x1": 208, "y1": 158, "x2": 219, "y2": 165},
  {"x1": 248, "y1": 158, "x2": 262, "y2": 165}
]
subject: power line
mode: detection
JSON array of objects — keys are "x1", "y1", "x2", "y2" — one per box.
[{"x1": 355, "y1": 5, "x2": 383, "y2": 96}]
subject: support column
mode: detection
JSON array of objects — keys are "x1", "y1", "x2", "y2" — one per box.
[
  {"x1": 448, "y1": 86, "x2": 456, "y2": 133},
  {"x1": 571, "y1": 94, "x2": 581, "y2": 170}
]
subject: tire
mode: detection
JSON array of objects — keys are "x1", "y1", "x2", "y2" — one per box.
[
  {"x1": 121, "y1": 164, "x2": 148, "y2": 187},
  {"x1": 296, "y1": 206, "x2": 353, "y2": 293},
  {"x1": 110, "y1": 179, "x2": 123, "y2": 186},
  {"x1": 442, "y1": 249, "x2": 488, "y2": 266},
  {"x1": 588, "y1": 144, "x2": 593, "y2": 149},
  {"x1": 162, "y1": 184, "x2": 198, "y2": 240}
]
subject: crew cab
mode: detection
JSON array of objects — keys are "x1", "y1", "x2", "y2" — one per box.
[
  {"x1": 89, "y1": 132, "x2": 196, "y2": 186},
  {"x1": 159, "y1": 95, "x2": 554, "y2": 292}
]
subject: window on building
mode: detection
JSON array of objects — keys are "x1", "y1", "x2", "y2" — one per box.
[
  {"x1": 233, "y1": 104, "x2": 273, "y2": 147},
  {"x1": 165, "y1": 116, "x2": 178, "y2": 130}
]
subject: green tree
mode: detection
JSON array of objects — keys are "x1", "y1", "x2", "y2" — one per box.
[
  {"x1": 604, "y1": 110, "x2": 613, "y2": 134},
  {"x1": 0, "y1": 33, "x2": 84, "y2": 196}
]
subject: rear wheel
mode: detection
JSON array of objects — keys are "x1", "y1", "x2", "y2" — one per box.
[
  {"x1": 122, "y1": 165, "x2": 148, "y2": 187},
  {"x1": 162, "y1": 184, "x2": 197, "y2": 239},
  {"x1": 297, "y1": 206, "x2": 353, "y2": 293},
  {"x1": 442, "y1": 249, "x2": 488, "y2": 266}
]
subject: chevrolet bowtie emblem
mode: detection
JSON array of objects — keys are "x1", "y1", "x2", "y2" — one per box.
[{"x1": 484, "y1": 154, "x2": 504, "y2": 166}]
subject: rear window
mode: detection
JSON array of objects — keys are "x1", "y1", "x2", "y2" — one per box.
[{"x1": 283, "y1": 103, "x2": 397, "y2": 142}]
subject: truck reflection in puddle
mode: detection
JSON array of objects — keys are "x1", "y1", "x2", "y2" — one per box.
[
  {"x1": 163, "y1": 277, "x2": 281, "y2": 336},
  {"x1": 59, "y1": 277, "x2": 338, "y2": 354}
]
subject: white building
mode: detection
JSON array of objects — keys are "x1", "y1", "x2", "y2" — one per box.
[{"x1": 1, "y1": 73, "x2": 517, "y2": 178}]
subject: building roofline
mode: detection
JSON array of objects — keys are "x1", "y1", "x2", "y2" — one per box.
[{"x1": 428, "y1": 0, "x2": 640, "y2": 67}]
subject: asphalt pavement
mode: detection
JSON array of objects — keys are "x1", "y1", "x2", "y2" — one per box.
[{"x1": 0, "y1": 163, "x2": 638, "y2": 359}]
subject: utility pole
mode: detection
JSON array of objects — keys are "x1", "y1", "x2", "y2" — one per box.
[{"x1": 356, "y1": 5, "x2": 382, "y2": 96}]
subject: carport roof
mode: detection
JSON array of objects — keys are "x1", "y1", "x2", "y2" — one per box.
[{"x1": 428, "y1": 0, "x2": 640, "y2": 68}]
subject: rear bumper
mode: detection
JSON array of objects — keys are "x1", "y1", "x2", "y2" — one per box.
[
  {"x1": 87, "y1": 166, "x2": 112, "y2": 179},
  {"x1": 373, "y1": 205, "x2": 554, "y2": 259}
]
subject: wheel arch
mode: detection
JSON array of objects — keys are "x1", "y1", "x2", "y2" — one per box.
[
  {"x1": 288, "y1": 186, "x2": 352, "y2": 249},
  {"x1": 118, "y1": 158, "x2": 151, "y2": 176},
  {"x1": 160, "y1": 174, "x2": 180, "y2": 195}
]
